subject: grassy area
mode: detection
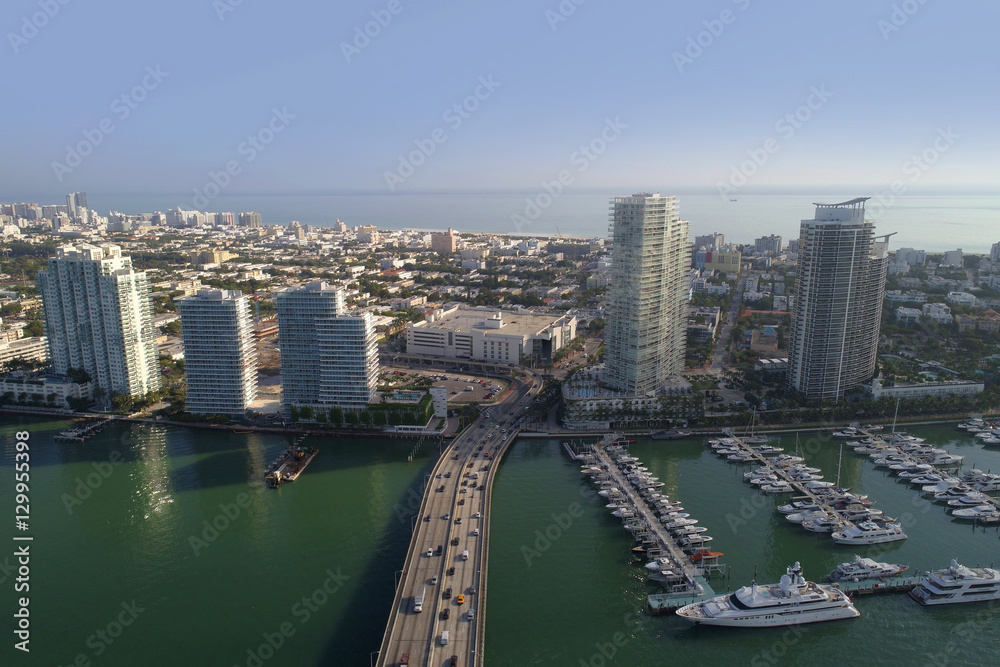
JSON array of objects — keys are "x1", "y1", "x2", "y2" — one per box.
[{"x1": 688, "y1": 377, "x2": 719, "y2": 392}]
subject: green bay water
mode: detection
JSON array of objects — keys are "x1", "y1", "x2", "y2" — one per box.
[
  {"x1": 0, "y1": 415, "x2": 437, "y2": 666},
  {"x1": 486, "y1": 427, "x2": 1000, "y2": 666}
]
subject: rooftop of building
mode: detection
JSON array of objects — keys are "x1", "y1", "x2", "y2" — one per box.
[{"x1": 414, "y1": 305, "x2": 570, "y2": 337}]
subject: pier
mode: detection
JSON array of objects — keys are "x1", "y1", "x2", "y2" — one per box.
[
  {"x1": 582, "y1": 438, "x2": 717, "y2": 601},
  {"x1": 54, "y1": 416, "x2": 116, "y2": 442}
]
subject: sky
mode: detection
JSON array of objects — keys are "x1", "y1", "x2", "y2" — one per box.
[{"x1": 2, "y1": 0, "x2": 999, "y2": 202}]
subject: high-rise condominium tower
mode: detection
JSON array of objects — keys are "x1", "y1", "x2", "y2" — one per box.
[
  {"x1": 276, "y1": 281, "x2": 379, "y2": 418},
  {"x1": 787, "y1": 198, "x2": 889, "y2": 400},
  {"x1": 38, "y1": 244, "x2": 160, "y2": 397},
  {"x1": 603, "y1": 194, "x2": 690, "y2": 395},
  {"x1": 179, "y1": 289, "x2": 258, "y2": 417}
]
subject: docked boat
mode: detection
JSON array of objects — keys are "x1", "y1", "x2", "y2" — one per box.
[
  {"x1": 675, "y1": 562, "x2": 860, "y2": 627},
  {"x1": 689, "y1": 549, "x2": 724, "y2": 563},
  {"x1": 910, "y1": 560, "x2": 1000, "y2": 605},
  {"x1": 950, "y1": 505, "x2": 1000, "y2": 521},
  {"x1": 827, "y1": 555, "x2": 909, "y2": 582},
  {"x1": 831, "y1": 520, "x2": 907, "y2": 545}
]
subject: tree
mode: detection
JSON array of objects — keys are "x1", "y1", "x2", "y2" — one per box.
[
  {"x1": 329, "y1": 407, "x2": 344, "y2": 425},
  {"x1": 23, "y1": 320, "x2": 43, "y2": 338}
]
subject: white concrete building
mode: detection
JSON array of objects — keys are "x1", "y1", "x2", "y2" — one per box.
[
  {"x1": 991, "y1": 241, "x2": 1000, "y2": 264},
  {"x1": 0, "y1": 337, "x2": 49, "y2": 366},
  {"x1": 895, "y1": 307, "x2": 922, "y2": 325},
  {"x1": 941, "y1": 249, "x2": 964, "y2": 268},
  {"x1": 37, "y1": 244, "x2": 160, "y2": 398},
  {"x1": 921, "y1": 303, "x2": 953, "y2": 325},
  {"x1": 179, "y1": 289, "x2": 258, "y2": 417},
  {"x1": 277, "y1": 281, "x2": 379, "y2": 417},
  {"x1": 787, "y1": 199, "x2": 889, "y2": 400},
  {"x1": 406, "y1": 305, "x2": 576, "y2": 364},
  {"x1": 869, "y1": 378, "x2": 983, "y2": 401},
  {"x1": 946, "y1": 291, "x2": 977, "y2": 307},
  {"x1": 603, "y1": 194, "x2": 689, "y2": 395}
]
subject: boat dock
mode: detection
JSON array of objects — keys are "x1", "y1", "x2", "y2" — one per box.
[
  {"x1": 54, "y1": 416, "x2": 116, "y2": 442},
  {"x1": 582, "y1": 436, "x2": 720, "y2": 601},
  {"x1": 647, "y1": 577, "x2": 717, "y2": 613},
  {"x1": 710, "y1": 434, "x2": 893, "y2": 540}
]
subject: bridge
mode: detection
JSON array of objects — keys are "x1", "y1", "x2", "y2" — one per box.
[{"x1": 375, "y1": 371, "x2": 539, "y2": 666}]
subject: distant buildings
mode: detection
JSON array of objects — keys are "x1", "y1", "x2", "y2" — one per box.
[
  {"x1": 179, "y1": 289, "x2": 258, "y2": 417},
  {"x1": 991, "y1": 241, "x2": 1000, "y2": 264},
  {"x1": 37, "y1": 244, "x2": 161, "y2": 398},
  {"x1": 603, "y1": 193, "x2": 689, "y2": 395},
  {"x1": 277, "y1": 281, "x2": 379, "y2": 418},
  {"x1": 787, "y1": 198, "x2": 889, "y2": 400},
  {"x1": 941, "y1": 249, "x2": 964, "y2": 268},
  {"x1": 430, "y1": 228, "x2": 458, "y2": 254},
  {"x1": 238, "y1": 212, "x2": 262, "y2": 228},
  {"x1": 694, "y1": 232, "x2": 725, "y2": 252},
  {"x1": 894, "y1": 248, "x2": 926, "y2": 266},
  {"x1": 693, "y1": 249, "x2": 741, "y2": 272},
  {"x1": 754, "y1": 234, "x2": 783, "y2": 255}
]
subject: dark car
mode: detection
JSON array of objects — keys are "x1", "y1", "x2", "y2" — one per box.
[
  {"x1": 450, "y1": 655, "x2": 458, "y2": 666},
  {"x1": 447, "y1": 567, "x2": 455, "y2": 576},
  {"x1": 451, "y1": 537, "x2": 459, "y2": 546},
  {"x1": 443, "y1": 587, "x2": 452, "y2": 599},
  {"x1": 457, "y1": 499, "x2": 465, "y2": 505},
  {"x1": 436, "y1": 544, "x2": 443, "y2": 555},
  {"x1": 436, "y1": 485, "x2": 445, "y2": 492},
  {"x1": 440, "y1": 608, "x2": 450, "y2": 620}
]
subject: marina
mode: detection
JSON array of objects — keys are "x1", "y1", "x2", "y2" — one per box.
[
  {"x1": 54, "y1": 416, "x2": 116, "y2": 442},
  {"x1": 580, "y1": 435, "x2": 725, "y2": 603}
]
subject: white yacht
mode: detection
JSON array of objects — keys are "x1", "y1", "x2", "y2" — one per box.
[
  {"x1": 951, "y1": 505, "x2": 1000, "y2": 521},
  {"x1": 827, "y1": 555, "x2": 909, "y2": 582},
  {"x1": 911, "y1": 560, "x2": 1000, "y2": 605},
  {"x1": 675, "y1": 562, "x2": 860, "y2": 627},
  {"x1": 831, "y1": 520, "x2": 907, "y2": 545}
]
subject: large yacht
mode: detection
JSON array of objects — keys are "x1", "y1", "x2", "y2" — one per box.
[
  {"x1": 828, "y1": 555, "x2": 909, "y2": 582},
  {"x1": 831, "y1": 520, "x2": 907, "y2": 545},
  {"x1": 675, "y1": 562, "x2": 860, "y2": 627},
  {"x1": 911, "y1": 560, "x2": 1000, "y2": 605}
]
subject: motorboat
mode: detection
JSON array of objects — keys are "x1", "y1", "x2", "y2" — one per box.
[
  {"x1": 778, "y1": 500, "x2": 822, "y2": 515},
  {"x1": 832, "y1": 520, "x2": 907, "y2": 545},
  {"x1": 760, "y1": 481, "x2": 794, "y2": 494},
  {"x1": 828, "y1": 555, "x2": 909, "y2": 582},
  {"x1": 911, "y1": 560, "x2": 1000, "y2": 605},
  {"x1": 675, "y1": 562, "x2": 859, "y2": 627},
  {"x1": 801, "y1": 516, "x2": 846, "y2": 533},
  {"x1": 951, "y1": 505, "x2": 1000, "y2": 521}
]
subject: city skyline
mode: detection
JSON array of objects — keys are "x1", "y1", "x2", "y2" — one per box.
[{"x1": 3, "y1": 2, "x2": 998, "y2": 200}]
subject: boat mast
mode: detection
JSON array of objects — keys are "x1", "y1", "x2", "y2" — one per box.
[{"x1": 891, "y1": 397, "x2": 900, "y2": 434}]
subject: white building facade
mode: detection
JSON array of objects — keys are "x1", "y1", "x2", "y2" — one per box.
[
  {"x1": 179, "y1": 289, "x2": 258, "y2": 417},
  {"x1": 37, "y1": 244, "x2": 160, "y2": 398},
  {"x1": 787, "y1": 199, "x2": 889, "y2": 400},
  {"x1": 277, "y1": 281, "x2": 378, "y2": 418},
  {"x1": 603, "y1": 193, "x2": 689, "y2": 395}
]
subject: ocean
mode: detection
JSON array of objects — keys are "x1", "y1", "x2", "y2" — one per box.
[{"x1": 81, "y1": 192, "x2": 1000, "y2": 253}]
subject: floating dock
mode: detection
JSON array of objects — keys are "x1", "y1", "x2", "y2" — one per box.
[
  {"x1": 582, "y1": 436, "x2": 722, "y2": 602},
  {"x1": 265, "y1": 439, "x2": 318, "y2": 488},
  {"x1": 55, "y1": 417, "x2": 116, "y2": 442}
]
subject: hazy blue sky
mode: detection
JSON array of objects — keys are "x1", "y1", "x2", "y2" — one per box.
[{"x1": 3, "y1": 0, "x2": 998, "y2": 201}]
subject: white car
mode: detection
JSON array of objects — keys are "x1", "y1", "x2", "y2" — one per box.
[
  {"x1": 467, "y1": 609, "x2": 475, "y2": 621},
  {"x1": 472, "y1": 529, "x2": 480, "y2": 536},
  {"x1": 425, "y1": 549, "x2": 433, "y2": 557}
]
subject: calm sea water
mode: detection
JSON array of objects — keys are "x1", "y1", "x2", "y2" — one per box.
[
  {"x1": 486, "y1": 428, "x2": 1000, "y2": 667},
  {"x1": 86, "y1": 192, "x2": 1000, "y2": 253},
  {"x1": 2, "y1": 418, "x2": 999, "y2": 666},
  {"x1": 0, "y1": 416, "x2": 436, "y2": 667}
]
